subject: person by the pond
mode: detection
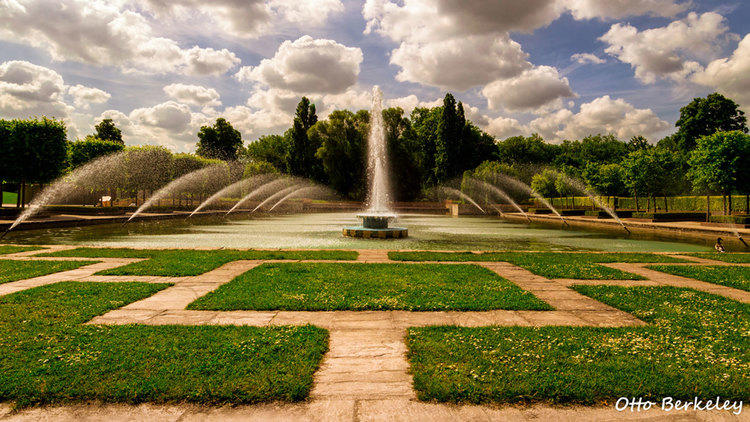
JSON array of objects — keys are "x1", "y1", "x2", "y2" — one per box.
[{"x1": 715, "y1": 237, "x2": 725, "y2": 253}]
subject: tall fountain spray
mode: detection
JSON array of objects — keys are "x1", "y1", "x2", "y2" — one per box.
[{"x1": 343, "y1": 86, "x2": 407, "y2": 239}]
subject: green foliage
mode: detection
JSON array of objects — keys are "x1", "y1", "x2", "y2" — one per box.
[
  {"x1": 243, "y1": 160, "x2": 277, "y2": 178},
  {"x1": 530, "y1": 169, "x2": 559, "y2": 198},
  {"x1": 628, "y1": 135, "x2": 650, "y2": 152},
  {"x1": 93, "y1": 118, "x2": 123, "y2": 145},
  {"x1": 287, "y1": 97, "x2": 319, "y2": 178},
  {"x1": 121, "y1": 146, "x2": 174, "y2": 192},
  {"x1": 410, "y1": 107, "x2": 441, "y2": 186},
  {"x1": 0, "y1": 282, "x2": 328, "y2": 407},
  {"x1": 407, "y1": 286, "x2": 749, "y2": 404},
  {"x1": 188, "y1": 262, "x2": 551, "y2": 311},
  {"x1": 583, "y1": 162, "x2": 627, "y2": 197},
  {"x1": 675, "y1": 93, "x2": 748, "y2": 152},
  {"x1": 68, "y1": 136, "x2": 124, "y2": 169},
  {"x1": 688, "y1": 131, "x2": 750, "y2": 195},
  {"x1": 312, "y1": 110, "x2": 367, "y2": 199},
  {"x1": 622, "y1": 148, "x2": 684, "y2": 200},
  {"x1": 383, "y1": 107, "x2": 425, "y2": 201},
  {"x1": 196, "y1": 118, "x2": 243, "y2": 161},
  {"x1": 497, "y1": 134, "x2": 552, "y2": 164},
  {"x1": 0, "y1": 117, "x2": 68, "y2": 184},
  {"x1": 243, "y1": 134, "x2": 289, "y2": 171},
  {"x1": 38, "y1": 247, "x2": 358, "y2": 276}
]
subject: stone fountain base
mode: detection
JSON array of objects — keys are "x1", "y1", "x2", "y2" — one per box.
[{"x1": 343, "y1": 213, "x2": 408, "y2": 239}]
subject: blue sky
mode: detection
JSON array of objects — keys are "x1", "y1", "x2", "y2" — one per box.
[{"x1": 0, "y1": 0, "x2": 748, "y2": 151}]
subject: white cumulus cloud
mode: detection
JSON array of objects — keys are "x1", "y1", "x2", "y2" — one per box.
[
  {"x1": 163, "y1": 84, "x2": 221, "y2": 107},
  {"x1": 692, "y1": 34, "x2": 750, "y2": 109},
  {"x1": 600, "y1": 12, "x2": 734, "y2": 83},
  {"x1": 67, "y1": 84, "x2": 111, "y2": 109},
  {"x1": 482, "y1": 66, "x2": 575, "y2": 113},
  {"x1": 0, "y1": 0, "x2": 240, "y2": 75},
  {"x1": 236, "y1": 36, "x2": 363, "y2": 95}
]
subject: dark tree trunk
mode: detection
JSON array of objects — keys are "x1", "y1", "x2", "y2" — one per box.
[
  {"x1": 634, "y1": 193, "x2": 640, "y2": 212},
  {"x1": 706, "y1": 195, "x2": 711, "y2": 222},
  {"x1": 728, "y1": 194, "x2": 733, "y2": 215},
  {"x1": 0, "y1": 180, "x2": 3, "y2": 208},
  {"x1": 746, "y1": 194, "x2": 749, "y2": 215},
  {"x1": 21, "y1": 181, "x2": 26, "y2": 208},
  {"x1": 723, "y1": 195, "x2": 727, "y2": 215},
  {"x1": 664, "y1": 196, "x2": 668, "y2": 212}
]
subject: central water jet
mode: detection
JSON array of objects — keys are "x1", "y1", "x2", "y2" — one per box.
[{"x1": 343, "y1": 86, "x2": 407, "y2": 239}]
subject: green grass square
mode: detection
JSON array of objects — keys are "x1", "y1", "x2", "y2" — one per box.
[
  {"x1": 388, "y1": 251, "x2": 685, "y2": 279},
  {"x1": 37, "y1": 247, "x2": 358, "y2": 276},
  {"x1": 188, "y1": 262, "x2": 552, "y2": 311},
  {"x1": 407, "y1": 286, "x2": 749, "y2": 404},
  {"x1": 648, "y1": 265, "x2": 750, "y2": 291},
  {"x1": 0, "y1": 245, "x2": 41, "y2": 255},
  {"x1": 0, "y1": 259, "x2": 97, "y2": 284},
  {"x1": 0, "y1": 281, "x2": 328, "y2": 407},
  {"x1": 688, "y1": 252, "x2": 750, "y2": 263}
]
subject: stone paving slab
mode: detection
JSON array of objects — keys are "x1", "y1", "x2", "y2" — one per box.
[{"x1": 0, "y1": 400, "x2": 743, "y2": 421}]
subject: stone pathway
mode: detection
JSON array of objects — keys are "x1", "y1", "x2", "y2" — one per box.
[{"x1": 0, "y1": 247, "x2": 747, "y2": 421}]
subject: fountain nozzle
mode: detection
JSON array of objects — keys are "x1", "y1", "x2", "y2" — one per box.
[
  {"x1": 0, "y1": 229, "x2": 10, "y2": 240},
  {"x1": 739, "y1": 236, "x2": 749, "y2": 248},
  {"x1": 623, "y1": 225, "x2": 631, "y2": 235}
]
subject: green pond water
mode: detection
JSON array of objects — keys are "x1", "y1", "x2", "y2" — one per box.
[{"x1": 4, "y1": 212, "x2": 712, "y2": 252}]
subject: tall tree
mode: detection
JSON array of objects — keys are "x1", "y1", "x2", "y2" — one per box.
[
  {"x1": 196, "y1": 118, "x2": 242, "y2": 161},
  {"x1": 410, "y1": 107, "x2": 441, "y2": 186},
  {"x1": 312, "y1": 110, "x2": 367, "y2": 198},
  {"x1": 93, "y1": 119, "x2": 123, "y2": 145},
  {"x1": 435, "y1": 93, "x2": 458, "y2": 182},
  {"x1": 287, "y1": 97, "x2": 318, "y2": 177},
  {"x1": 688, "y1": 131, "x2": 750, "y2": 214},
  {"x1": 675, "y1": 93, "x2": 747, "y2": 153}
]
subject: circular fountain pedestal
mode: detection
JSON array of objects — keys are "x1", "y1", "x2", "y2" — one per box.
[{"x1": 343, "y1": 214, "x2": 408, "y2": 239}]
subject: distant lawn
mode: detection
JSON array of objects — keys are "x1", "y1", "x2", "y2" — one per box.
[
  {"x1": 649, "y1": 265, "x2": 750, "y2": 292},
  {"x1": 0, "y1": 281, "x2": 328, "y2": 407},
  {"x1": 407, "y1": 286, "x2": 749, "y2": 405},
  {"x1": 2, "y1": 191, "x2": 17, "y2": 206},
  {"x1": 389, "y1": 252, "x2": 686, "y2": 279},
  {"x1": 688, "y1": 252, "x2": 750, "y2": 263},
  {"x1": 0, "y1": 245, "x2": 41, "y2": 255},
  {"x1": 37, "y1": 247, "x2": 358, "y2": 276},
  {"x1": 189, "y1": 262, "x2": 551, "y2": 311},
  {"x1": 0, "y1": 259, "x2": 96, "y2": 284}
]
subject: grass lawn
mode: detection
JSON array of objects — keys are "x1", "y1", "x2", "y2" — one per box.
[
  {"x1": 0, "y1": 281, "x2": 328, "y2": 407},
  {"x1": 689, "y1": 252, "x2": 750, "y2": 263},
  {"x1": 0, "y1": 245, "x2": 41, "y2": 255},
  {"x1": 389, "y1": 252, "x2": 686, "y2": 279},
  {"x1": 649, "y1": 265, "x2": 750, "y2": 292},
  {"x1": 0, "y1": 259, "x2": 97, "y2": 284},
  {"x1": 188, "y1": 262, "x2": 552, "y2": 311},
  {"x1": 37, "y1": 247, "x2": 358, "y2": 276},
  {"x1": 407, "y1": 286, "x2": 749, "y2": 405},
  {"x1": 2, "y1": 191, "x2": 17, "y2": 205}
]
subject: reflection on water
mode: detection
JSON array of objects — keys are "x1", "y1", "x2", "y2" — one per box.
[{"x1": 4, "y1": 213, "x2": 711, "y2": 252}]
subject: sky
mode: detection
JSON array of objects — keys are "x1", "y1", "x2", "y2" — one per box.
[{"x1": 0, "y1": 0, "x2": 748, "y2": 152}]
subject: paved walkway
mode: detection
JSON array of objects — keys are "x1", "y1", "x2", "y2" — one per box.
[{"x1": 0, "y1": 246, "x2": 747, "y2": 421}]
